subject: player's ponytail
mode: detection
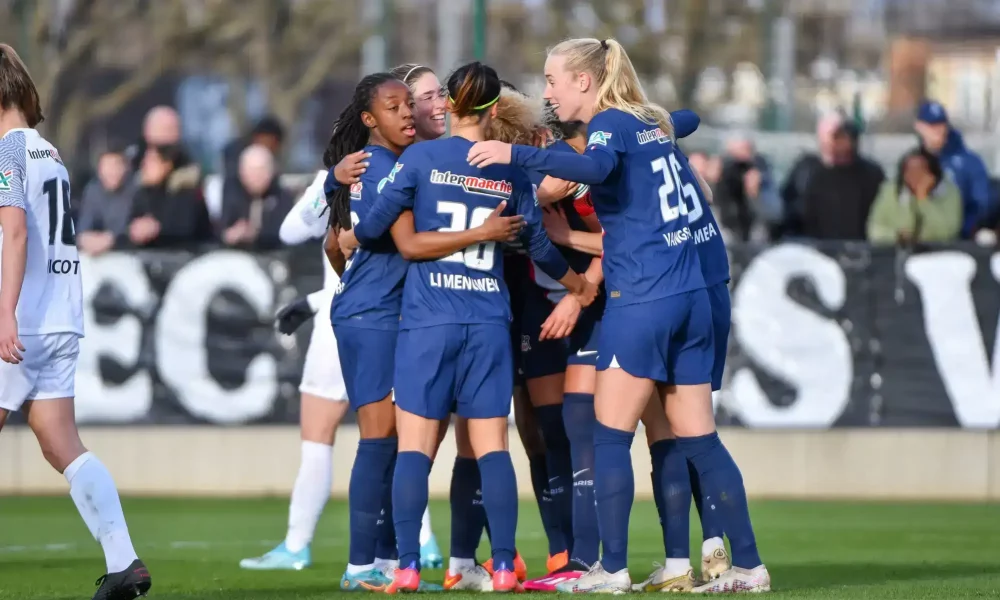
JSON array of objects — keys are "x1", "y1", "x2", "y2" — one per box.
[
  {"x1": 322, "y1": 72, "x2": 398, "y2": 230},
  {"x1": 549, "y1": 37, "x2": 673, "y2": 138},
  {"x1": 0, "y1": 44, "x2": 43, "y2": 127},
  {"x1": 446, "y1": 61, "x2": 502, "y2": 120}
]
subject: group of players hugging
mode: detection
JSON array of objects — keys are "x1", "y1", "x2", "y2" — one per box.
[{"x1": 0, "y1": 38, "x2": 769, "y2": 600}]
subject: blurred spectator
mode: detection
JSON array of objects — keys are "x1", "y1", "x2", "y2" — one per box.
[
  {"x1": 914, "y1": 100, "x2": 994, "y2": 239},
  {"x1": 77, "y1": 148, "x2": 136, "y2": 256},
  {"x1": 715, "y1": 134, "x2": 781, "y2": 241},
  {"x1": 867, "y1": 147, "x2": 962, "y2": 246},
  {"x1": 780, "y1": 112, "x2": 844, "y2": 237},
  {"x1": 127, "y1": 106, "x2": 184, "y2": 173},
  {"x1": 222, "y1": 115, "x2": 285, "y2": 179},
  {"x1": 124, "y1": 145, "x2": 212, "y2": 248},
  {"x1": 800, "y1": 122, "x2": 885, "y2": 240},
  {"x1": 687, "y1": 151, "x2": 721, "y2": 193},
  {"x1": 220, "y1": 144, "x2": 293, "y2": 249}
]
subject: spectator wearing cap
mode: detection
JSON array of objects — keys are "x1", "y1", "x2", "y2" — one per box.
[
  {"x1": 221, "y1": 115, "x2": 285, "y2": 179},
  {"x1": 799, "y1": 121, "x2": 885, "y2": 240},
  {"x1": 914, "y1": 100, "x2": 994, "y2": 239}
]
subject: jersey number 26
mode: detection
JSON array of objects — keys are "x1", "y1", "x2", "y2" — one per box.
[
  {"x1": 651, "y1": 154, "x2": 702, "y2": 225},
  {"x1": 436, "y1": 201, "x2": 496, "y2": 271}
]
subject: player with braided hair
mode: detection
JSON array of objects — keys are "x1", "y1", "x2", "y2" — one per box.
[{"x1": 321, "y1": 72, "x2": 521, "y2": 592}]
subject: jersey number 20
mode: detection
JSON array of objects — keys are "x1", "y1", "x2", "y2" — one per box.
[
  {"x1": 43, "y1": 177, "x2": 75, "y2": 247},
  {"x1": 651, "y1": 155, "x2": 702, "y2": 225},
  {"x1": 437, "y1": 201, "x2": 495, "y2": 270}
]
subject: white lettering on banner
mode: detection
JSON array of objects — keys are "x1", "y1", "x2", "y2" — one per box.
[
  {"x1": 155, "y1": 251, "x2": 278, "y2": 424},
  {"x1": 905, "y1": 252, "x2": 1000, "y2": 428},
  {"x1": 75, "y1": 254, "x2": 154, "y2": 422},
  {"x1": 729, "y1": 244, "x2": 852, "y2": 427}
]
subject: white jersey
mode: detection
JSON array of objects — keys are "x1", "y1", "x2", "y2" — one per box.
[
  {"x1": 0, "y1": 129, "x2": 84, "y2": 336},
  {"x1": 279, "y1": 169, "x2": 340, "y2": 294}
]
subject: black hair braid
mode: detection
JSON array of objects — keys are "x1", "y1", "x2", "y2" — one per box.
[{"x1": 322, "y1": 72, "x2": 398, "y2": 231}]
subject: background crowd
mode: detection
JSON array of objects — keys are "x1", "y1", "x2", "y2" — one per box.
[{"x1": 70, "y1": 99, "x2": 999, "y2": 257}]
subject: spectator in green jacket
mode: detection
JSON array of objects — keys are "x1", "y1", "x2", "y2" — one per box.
[{"x1": 867, "y1": 147, "x2": 962, "y2": 246}]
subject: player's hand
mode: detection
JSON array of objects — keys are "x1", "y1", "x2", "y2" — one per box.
[
  {"x1": 542, "y1": 204, "x2": 571, "y2": 245},
  {"x1": 338, "y1": 227, "x2": 360, "y2": 257},
  {"x1": 275, "y1": 297, "x2": 317, "y2": 335},
  {"x1": 540, "y1": 294, "x2": 581, "y2": 341},
  {"x1": 475, "y1": 201, "x2": 524, "y2": 242},
  {"x1": 0, "y1": 313, "x2": 25, "y2": 364},
  {"x1": 573, "y1": 277, "x2": 599, "y2": 308},
  {"x1": 467, "y1": 141, "x2": 513, "y2": 168},
  {"x1": 129, "y1": 216, "x2": 161, "y2": 246},
  {"x1": 335, "y1": 151, "x2": 371, "y2": 185}
]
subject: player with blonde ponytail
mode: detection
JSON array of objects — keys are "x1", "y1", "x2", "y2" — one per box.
[{"x1": 468, "y1": 38, "x2": 770, "y2": 594}]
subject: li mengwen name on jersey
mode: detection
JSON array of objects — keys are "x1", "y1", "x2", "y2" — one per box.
[{"x1": 430, "y1": 169, "x2": 512, "y2": 199}]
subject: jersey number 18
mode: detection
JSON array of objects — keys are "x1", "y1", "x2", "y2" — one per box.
[
  {"x1": 651, "y1": 154, "x2": 702, "y2": 225},
  {"x1": 43, "y1": 177, "x2": 75, "y2": 247}
]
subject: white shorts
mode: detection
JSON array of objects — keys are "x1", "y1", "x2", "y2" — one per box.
[
  {"x1": 0, "y1": 333, "x2": 80, "y2": 412},
  {"x1": 299, "y1": 313, "x2": 348, "y2": 402}
]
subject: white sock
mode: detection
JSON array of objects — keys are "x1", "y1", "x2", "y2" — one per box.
[
  {"x1": 702, "y1": 537, "x2": 725, "y2": 557},
  {"x1": 64, "y1": 452, "x2": 139, "y2": 573},
  {"x1": 419, "y1": 506, "x2": 433, "y2": 545},
  {"x1": 449, "y1": 557, "x2": 476, "y2": 575},
  {"x1": 663, "y1": 558, "x2": 692, "y2": 576},
  {"x1": 374, "y1": 557, "x2": 399, "y2": 573},
  {"x1": 347, "y1": 562, "x2": 375, "y2": 575},
  {"x1": 284, "y1": 441, "x2": 333, "y2": 553}
]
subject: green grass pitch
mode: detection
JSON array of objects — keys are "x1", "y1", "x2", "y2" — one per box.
[{"x1": 1, "y1": 497, "x2": 999, "y2": 598}]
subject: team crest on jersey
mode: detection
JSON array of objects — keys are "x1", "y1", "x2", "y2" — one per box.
[
  {"x1": 587, "y1": 131, "x2": 612, "y2": 146},
  {"x1": 350, "y1": 181, "x2": 363, "y2": 200},
  {"x1": 430, "y1": 169, "x2": 512, "y2": 199},
  {"x1": 0, "y1": 169, "x2": 12, "y2": 191}
]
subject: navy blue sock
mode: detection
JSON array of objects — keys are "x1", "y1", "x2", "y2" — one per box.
[
  {"x1": 534, "y1": 404, "x2": 574, "y2": 554},
  {"x1": 477, "y1": 451, "x2": 518, "y2": 570},
  {"x1": 349, "y1": 437, "x2": 397, "y2": 567},
  {"x1": 593, "y1": 422, "x2": 635, "y2": 574},
  {"x1": 375, "y1": 447, "x2": 399, "y2": 560},
  {"x1": 529, "y1": 454, "x2": 566, "y2": 556},
  {"x1": 393, "y1": 451, "x2": 432, "y2": 571},
  {"x1": 563, "y1": 393, "x2": 599, "y2": 565},
  {"x1": 650, "y1": 439, "x2": 691, "y2": 560},
  {"x1": 677, "y1": 432, "x2": 761, "y2": 569},
  {"x1": 689, "y1": 460, "x2": 724, "y2": 541},
  {"x1": 449, "y1": 456, "x2": 486, "y2": 560}
]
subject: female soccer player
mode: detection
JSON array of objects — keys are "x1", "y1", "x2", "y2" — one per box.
[
  {"x1": 322, "y1": 72, "x2": 521, "y2": 591},
  {"x1": 467, "y1": 38, "x2": 769, "y2": 593},
  {"x1": 237, "y1": 169, "x2": 351, "y2": 572},
  {"x1": 0, "y1": 44, "x2": 150, "y2": 600},
  {"x1": 346, "y1": 61, "x2": 597, "y2": 593}
]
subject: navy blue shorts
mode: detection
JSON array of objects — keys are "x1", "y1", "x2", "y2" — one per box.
[
  {"x1": 706, "y1": 282, "x2": 731, "y2": 391},
  {"x1": 333, "y1": 325, "x2": 397, "y2": 410},
  {"x1": 520, "y1": 287, "x2": 568, "y2": 380},
  {"x1": 597, "y1": 289, "x2": 714, "y2": 385},
  {"x1": 566, "y1": 305, "x2": 602, "y2": 369},
  {"x1": 394, "y1": 324, "x2": 513, "y2": 420}
]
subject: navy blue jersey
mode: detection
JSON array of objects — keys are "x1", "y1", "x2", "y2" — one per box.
[
  {"x1": 330, "y1": 145, "x2": 408, "y2": 330},
  {"x1": 511, "y1": 108, "x2": 706, "y2": 306},
  {"x1": 353, "y1": 136, "x2": 570, "y2": 330},
  {"x1": 672, "y1": 149, "x2": 730, "y2": 286},
  {"x1": 525, "y1": 140, "x2": 594, "y2": 300}
]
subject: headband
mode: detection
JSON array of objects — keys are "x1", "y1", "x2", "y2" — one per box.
[
  {"x1": 447, "y1": 94, "x2": 501, "y2": 111},
  {"x1": 403, "y1": 65, "x2": 426, "y2": 82}
]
